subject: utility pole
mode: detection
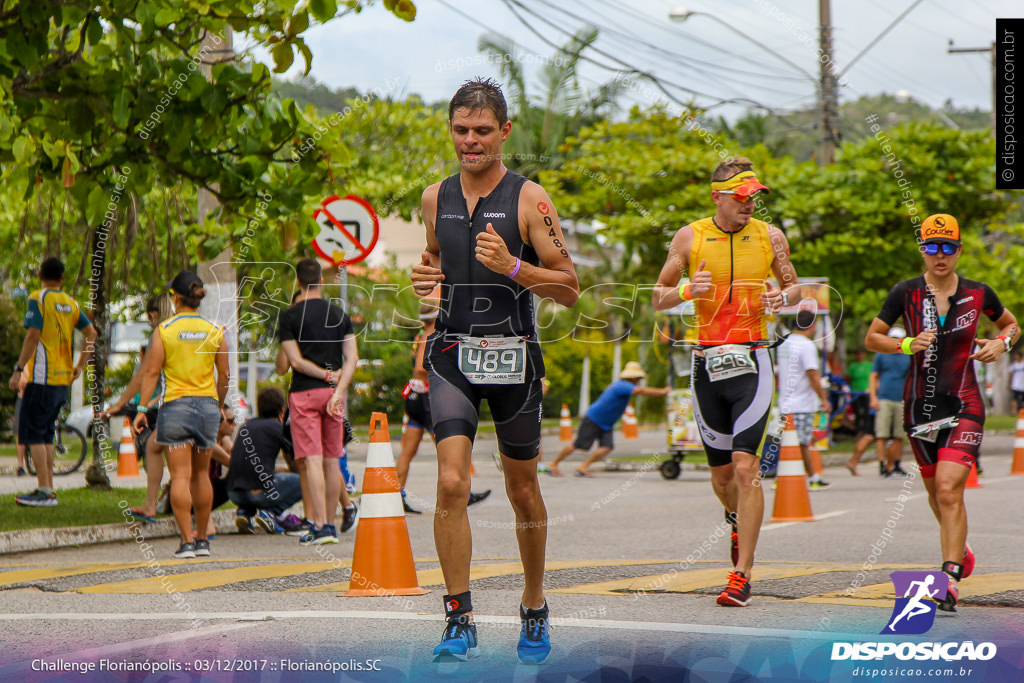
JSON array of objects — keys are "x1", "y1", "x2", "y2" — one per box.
[
  {"x1": 948, "y1": 41, "x2": 996, "y2": 135},
  {"x1": 818, "y1": 0, "x2": 840, "y2": 165},
  {"x1": 196, "y1": 28, "x2": 242, "y2": 416}
]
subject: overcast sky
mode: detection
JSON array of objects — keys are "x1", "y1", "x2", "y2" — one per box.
[{"x1": 250, "y1": 0, "x2": 1014, "y2": 122}]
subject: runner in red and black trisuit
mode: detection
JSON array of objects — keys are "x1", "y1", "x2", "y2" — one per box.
[{"x1": 865, "y1": 214, "x2": 1018, "y2": 613}]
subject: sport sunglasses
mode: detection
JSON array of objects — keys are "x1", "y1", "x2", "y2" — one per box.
[
  {"x1": 920, "y1": 243, "x2": 959, "y2": 256},
  {"x1": 714, "y1": 189, "x2": 762, "y2": 203}
]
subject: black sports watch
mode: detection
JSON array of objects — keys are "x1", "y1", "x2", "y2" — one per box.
[{"x1": 13, "y1": 363, "x2": 23, "y2": 373}]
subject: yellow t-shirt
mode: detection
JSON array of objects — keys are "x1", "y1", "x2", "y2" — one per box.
[
  {"x1": 689, "y1": 217, "x2": 775, "y2": 345},
  {"x1": 25, "y1": 288, "x2": 90, "y2": 386},
  {"x1": 158, "y1": 314, "x2": 224, "y2": 402}
]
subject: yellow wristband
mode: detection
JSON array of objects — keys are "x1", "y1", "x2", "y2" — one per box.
[
  {"x1": 679, "y1": 283, "x2": 694, "y2": 300},
  {"x1": 900, "y1": 336, "x2": 915, "y2": 355}
]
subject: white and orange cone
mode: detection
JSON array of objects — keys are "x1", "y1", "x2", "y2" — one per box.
[
  {"x1": 769, "y1": 415, "x2": 816, "y2": 522},
  {"x1": 559, "y1": 403, "x2": 573, "y2": 442},
  {"x1": 117, "y1": 416, "x2": 140, "y2": 477},
  {"x1": 965, "y1": 462, "x2": 983, "y2": 489},
  {"x1": 1011, "y1": 409, "x2": 1024, "y2": 475},
  {"x1": 622, "y1": 403, "x2": 639, "y2": 440},
  {"x1": 810, "y1": 445, "x2": 825, "y2": 476},
  {"x1": 343, "y1": 412, "x2": 428, "y2": 597}
]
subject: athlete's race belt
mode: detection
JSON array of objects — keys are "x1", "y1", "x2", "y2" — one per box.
[
  {"x1": 457, "y1": 335, "x2": 527, "y2": 385},
  {"x1": 910, "y1": 416, "x2": 960, "y2": 443},
  {"x1": 703, "y1": 343, "x2": 757, "y2": 382}
]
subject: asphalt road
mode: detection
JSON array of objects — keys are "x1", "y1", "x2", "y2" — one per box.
[{"x1": 1, "y1": 429, "x2": 1023, "y2": 682}]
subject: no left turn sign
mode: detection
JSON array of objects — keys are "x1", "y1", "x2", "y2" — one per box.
[{"x1": 311, "y1": 194, "x2": 380, "y2": 267}]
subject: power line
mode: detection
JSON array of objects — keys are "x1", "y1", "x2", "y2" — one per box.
[
  {"x1": 561, "y1": 0, "x2": 813, "y2": 84},
  {"x1": 498, "y1": 0, "x2": 782, "y2": 113}
]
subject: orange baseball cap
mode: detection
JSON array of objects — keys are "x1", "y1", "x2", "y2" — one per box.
[{"x1": 920, "y1": 214, "x2": 960, "y2": 245}]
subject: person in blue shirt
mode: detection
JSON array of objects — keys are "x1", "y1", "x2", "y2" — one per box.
[
  {"x1": 870, "y1": 327, "x2": 913, "y2": 477},
  {"x1": 548, "y1": 362, "x2": 670, "y2": 477}
]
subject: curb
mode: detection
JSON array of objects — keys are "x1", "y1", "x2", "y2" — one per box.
[{"x1": 0, "y1": 509, "x2": 241, "y2": 555}]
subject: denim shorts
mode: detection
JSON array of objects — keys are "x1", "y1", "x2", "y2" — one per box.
[{"x1": 156, "y1": 396, "x2": 220, "y2": 449}]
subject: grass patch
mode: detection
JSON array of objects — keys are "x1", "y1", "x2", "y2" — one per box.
[
  {"x1": 0, "y1": 486, "x2": 154, "y2": 532},
  {"x1": 985, "y1": 413, "x2": 1018, "y2": 431}
]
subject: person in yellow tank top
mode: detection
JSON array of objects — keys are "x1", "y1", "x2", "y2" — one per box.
[
  {"x1": 654, "y1": 158, "x2": 801, "y2": 609},
  {"x1": 133, "y1": 271, "x2": 229, "y2": 559}
]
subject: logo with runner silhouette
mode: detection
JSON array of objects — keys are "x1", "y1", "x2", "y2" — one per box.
[{"x1": 881, "y1": 571, "x2": 949, "y2": 635}]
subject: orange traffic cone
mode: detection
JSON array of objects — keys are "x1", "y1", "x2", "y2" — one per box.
[
  {"x1": 469, "y1": 459, "x2": 477, "y2": 476},
  {"x1": 965, "y1": 462, "x2": 982, "y2": 489},
  {"x1": 1011, "y1": 409, "x2": 1024, "y2": 475},
  {"x1": 344, "y1": 412, "x2": 429, "y2": 597},
  {"x1": 559, "y1": 403, "x2": 573, "y2": 442},
  {"x1": 622, "y1": 403, "x2": 639, "y2": 439},
  {"x1": 117, "y1": 416, "x2": 140, "y2": 477},
  {"x1": 810, "y1": 445, "x2": 825, "y2": 476},
  {"x1": 770, "y1": 415, "x2": 816, "y2": 522}
]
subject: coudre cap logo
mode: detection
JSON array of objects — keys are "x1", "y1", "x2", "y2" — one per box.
[
  {"x1": 881, "y1": 571, "x2": 947, "y2": 635},
  {"x1": 921, "y1": 213, "x2": 961, "y2": 243}
]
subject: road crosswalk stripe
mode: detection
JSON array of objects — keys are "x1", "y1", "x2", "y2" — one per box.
[
  {"x1": 551, "y1": 563, "x2": 934, "y2": 597},
  {"x1": 78, "y1": 562, "x2": 340, "y2": 594},
  {"x1": 0, "y1": 560, "x2": 208, "y2": 588},
  {"x1": 288, "y1": 558, "x2": 687, "y2": 593}
]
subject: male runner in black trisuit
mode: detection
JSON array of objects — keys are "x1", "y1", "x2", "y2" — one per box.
[{"x1": 411, "y1": 78, "x2": 579, "y2": 663}]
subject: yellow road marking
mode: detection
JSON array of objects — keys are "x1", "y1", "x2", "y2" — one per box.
[
  {"x1": 551, "y1": 563, "x2": 934, "y2": 597},
  {"x1": 0, "y1": 561, "x2": 203, "y2": 588},
  {"x1": 796, "y1": 571, "x2": 1024, "y2": 606},
  {"x1": 292, "y1": 559, "x2": 687, "y2": 593},
  {"x1": 78, "y1": 562, "x2": 340, "y2": 594}
]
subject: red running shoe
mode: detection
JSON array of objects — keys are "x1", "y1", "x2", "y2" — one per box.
[
  {"x1": 731, "y1": 529, "x2": 739, "y2": 567},
  {"x1": 962, "y1": 544, "x2": 975, "y2": 579},
  {"x1": 937, "y1": 578, "x2": 959, "y2": 613},
  {"x1": 717, "y1": 571, "x2": 751, "y2": 607}
]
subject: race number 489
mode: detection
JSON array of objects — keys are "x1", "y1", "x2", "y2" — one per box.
[{"x1": 458, "y1": 336, "x2": 526, "y2": 384}]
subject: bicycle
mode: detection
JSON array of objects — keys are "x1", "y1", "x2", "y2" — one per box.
[{"x1": 25, "y1": 403, "x2": 88, "y2": 476}]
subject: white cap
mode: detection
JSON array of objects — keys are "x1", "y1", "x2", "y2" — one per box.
[{"x1": 887, "y1": 327, "x2": 907, "y2": 339}]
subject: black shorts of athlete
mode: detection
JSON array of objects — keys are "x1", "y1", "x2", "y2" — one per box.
[
  {"x1": 852, "y1": 393, "x2": 875, "y2": 436},
  {"x1": 19, "y1": 383, "x2": 69, "y2": 445},
  {"x1": 573, "y1": 416, "x2": 614, "y2": 451},
  {"x1": 908, "y1": 417, "x2": 983, "y2": 479},
  {"x1": 691, "y1": 346, "x2": 774, "y2": 468},
  {"x1": 425, "y1": 332, "x2": 544, "y2": 460},
  {"x1": 405, "y1": 390, "x2": 433, "y2": 433}
]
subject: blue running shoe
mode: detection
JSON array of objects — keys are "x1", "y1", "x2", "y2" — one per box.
[
  {"x1": 433, "y1": 616, "x2": 478, "y2": 661},
  {"x1": 517, "y1": 602, "x2": 551, "y2": 664},
  {"x1": 254, "y1": 509, "x2": 283, "y2": 534}
]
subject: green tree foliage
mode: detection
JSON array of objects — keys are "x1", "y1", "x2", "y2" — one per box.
[
  {"x1": 772, "y1": 123, "x2": 1008, "y2": 327},
  {"x1": 715, "y1": 94, "x2": 993, "y2": 163},
  {"x1": 273, "y1": 76, "x2": 360, "y2": 114},
  {"x1": 544, "y1": 109, "x2": 1018, "y2": 349},
  {"x1": 320, "y1": 97, "x2": 455, "y2": 221},
  {"x1": 0, "y1": 295, "x2": 26, "y2": 439},
  {"x1": 0, "y1": 1, "x2": 411, "y2": 231}
]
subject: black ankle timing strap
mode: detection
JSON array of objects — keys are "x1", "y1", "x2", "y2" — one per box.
[{"x1": 444, "y1": 591, "x2": 472, "y2": 618}]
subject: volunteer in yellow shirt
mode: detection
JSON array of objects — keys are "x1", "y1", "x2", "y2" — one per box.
[
  {"x1": 10, "y1": 257, "x2": 97, "y2": 507},
  {"x1": 134, "y1": 270, "x2": 229, "y2": 559}
]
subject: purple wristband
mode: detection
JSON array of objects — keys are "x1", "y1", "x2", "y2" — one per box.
[{"x1": 507, "y1": 257, "x2": 521, "y2": 278}]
